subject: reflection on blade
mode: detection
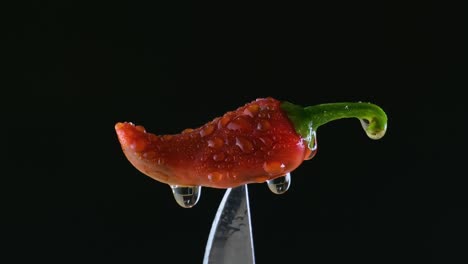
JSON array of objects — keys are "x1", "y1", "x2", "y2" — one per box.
[{"x1": 203, "y1": 185, "x2": 255, "y2": 264}]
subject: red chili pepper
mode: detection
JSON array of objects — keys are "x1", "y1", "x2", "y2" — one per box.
[{"x1": 115, "y1": 97, "x2": 387, "y2": 207}]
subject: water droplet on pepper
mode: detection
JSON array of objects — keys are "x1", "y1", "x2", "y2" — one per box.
[
  {"x1": 256, "y1": 119, "x2": 271, "y2": 131},
  {"x1": 182, "y1": 128, "x2": 194, "y2": 134},
  {"x1": 148, "y1": 134, "x2": 158, "y2": 142},
  {"x1": 217, "y1": 116, "x2": 231, "y2": 129},
  {"x1": 170, "y1": 185, "x2": 201, "y2": 208},
  {"x1": 304, "y1": 132, "x2": 317, "y2": 160},
  {"x1": 200, "y1": 124, "x2": 215, "y2": 137},
  {"x1": 227, "y1": 116, "x2": 252, "y2": 131},
  {"x1": 143, "y1": 151, "x2": 156, "y2": 159},
  {"x1": 263, "y1": 161, "x2": 286, "y2": 175},
  {"x1": 162, "y1": 135, "x2": 173, "y2": 141},
  {"x1": 207, "y1": 137, "x2": 224, "y2": 149},
  {"x1": 207, "y1": 172, "x2": 223, "y2": 182},
  {"x1": 243, "y1": 104, "x2": 259, "y2": 117},
  {"x1": 235, "y1": 137, "x2": 254, "y2": 153},
  {"x1": 259, "y1": 137, "x2": 273, "y2": 152},
  {"x1": 360, "y1": 118, "x2": 386, "y2": 140},
  {"x1": 130, "y1": 138, "x2": 147, "y2": 152},
  {"x1": 135, "y1": 125, "x2": 146, "y2": 133},
  {"x1": 267, "y1": 173, "x2": 291, "y2": 194},
  {"x1": 213, "y1": 152, "x2": 225, "y2": 161}
]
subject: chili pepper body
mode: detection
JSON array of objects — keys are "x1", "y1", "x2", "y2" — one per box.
[{"x1": 115, "y1": 98, "x2": 314, "y2": 189}]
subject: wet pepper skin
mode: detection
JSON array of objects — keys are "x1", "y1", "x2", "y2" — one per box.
[{"x1": 115, "y1": 98, "x2": 314, "y2": 189}]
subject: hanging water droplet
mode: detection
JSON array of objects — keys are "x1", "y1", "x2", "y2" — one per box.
[
  {"x1": 360, "y1": 118, "x2": 370, "y2": 129},
  {"x1": 170, "y1": 185, "x2": 201, "y2": 208},
  {"x1": 304, "y1": 131, "x2": 317, "y2": 160},
  {"x1": 267, "y1": 173, "x2": 291, "y2": 194},
  {"x1": 360, "y1": 119, "x2": 386, "y2": 140}
]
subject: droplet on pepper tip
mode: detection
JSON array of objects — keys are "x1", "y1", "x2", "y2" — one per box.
[
  {"x1": 360, "y1": 119, "x2": 387, "y2": 140},
  {"x1": 115, "y1": 122, "x2": 125, "y2": 130},
  {"x1": 267, "y1": 173, "x2": 291, "y2": 194}
]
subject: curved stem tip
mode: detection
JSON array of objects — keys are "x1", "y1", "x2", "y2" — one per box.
[{"x1": 281, "y1": 101, "x2": 388, "y2": 147}]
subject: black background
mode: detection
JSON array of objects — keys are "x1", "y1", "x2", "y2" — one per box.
[{"x1": 4, "y1": 1, "x2": 466, "y2": 263}]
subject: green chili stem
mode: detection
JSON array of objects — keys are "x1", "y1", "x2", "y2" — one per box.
[{"x1": 281, "y1": 101, "x2": 388, "y2": 147}]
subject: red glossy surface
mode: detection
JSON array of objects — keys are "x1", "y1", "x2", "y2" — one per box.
[{"x1": 115, "y1": 98, "x2": 314, "y2": 188}]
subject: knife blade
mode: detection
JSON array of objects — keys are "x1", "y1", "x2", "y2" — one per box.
[{"x1": 203, "y1": 185, "x2": 255, "y2": 264}]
